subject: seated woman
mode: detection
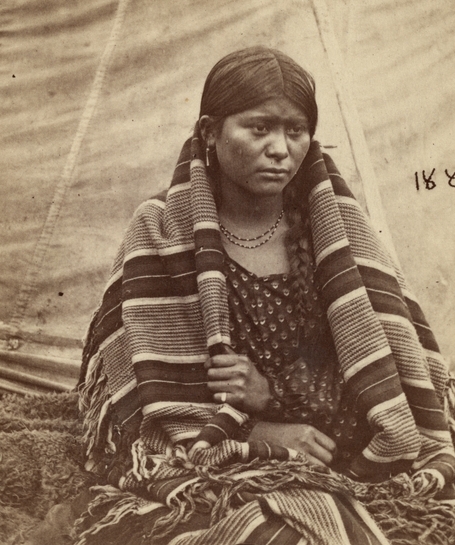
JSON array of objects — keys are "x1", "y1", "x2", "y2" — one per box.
[{"x1": 70, "y1": 47, "x2": 455, "y2": 544}]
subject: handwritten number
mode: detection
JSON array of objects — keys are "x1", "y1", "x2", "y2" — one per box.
[
  {"x1": 445, "y1": 169, "x2": 455, "y2": 188},
  {"x1": 422, "y1": 169, "x2": 436, "y2": 190},
  {"x1": 414, "y1": 168, "x2": 454, "y2": 190}
]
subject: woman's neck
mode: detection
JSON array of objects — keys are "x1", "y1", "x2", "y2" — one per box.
[
  {"x1": 217, "y1": 182, "x2": 290, "y2": 277},
  {"x1": 218, "y1": 187, "x2": 284, "y2": 234}
]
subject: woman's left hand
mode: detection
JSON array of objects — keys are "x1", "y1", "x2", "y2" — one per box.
[{"x1": 205, "y1": 348, "x2": 271, "y2": 414}]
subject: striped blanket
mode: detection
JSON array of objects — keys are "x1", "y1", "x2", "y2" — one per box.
[{"x1": 76, "y1": 130, "x2": 455, "y2": 544}]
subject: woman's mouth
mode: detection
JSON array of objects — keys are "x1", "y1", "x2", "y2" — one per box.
[
  {"x1": 258, "y1": 168, "x2": 290, "y2": 180},
  {"x1": 261, "y1": 168, "x2": 289, "y2": 174}
]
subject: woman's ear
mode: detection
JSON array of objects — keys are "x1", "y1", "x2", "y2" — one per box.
[{"x1": 199, "y1": 115, "x2": 216, "y2": 147}]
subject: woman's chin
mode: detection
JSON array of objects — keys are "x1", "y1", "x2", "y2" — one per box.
[{"x1": 241, "y1": 178, "x2": 290, "y2": 198}]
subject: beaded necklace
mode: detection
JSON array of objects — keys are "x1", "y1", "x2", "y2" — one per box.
[{"x1": 219, "y1": 210, "x2": 284, "y2": 249}]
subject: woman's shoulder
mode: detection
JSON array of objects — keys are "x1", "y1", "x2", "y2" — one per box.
[{"x1": 132, "y1": 189, "x2": 169, "y2": 218}]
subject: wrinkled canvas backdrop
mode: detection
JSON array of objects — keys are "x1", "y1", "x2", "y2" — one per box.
[{"x1": 0, "y1": 0, "x2": 454, "y2": 393}]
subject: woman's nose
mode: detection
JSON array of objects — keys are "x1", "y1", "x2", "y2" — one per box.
[{"x1": 265, "y1": 130, "x2": 289, "y2": 161}]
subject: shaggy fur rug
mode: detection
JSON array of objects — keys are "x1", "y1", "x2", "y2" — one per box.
[{"x1": 0, "y1": 392, "x2": 94, "y2": 544}]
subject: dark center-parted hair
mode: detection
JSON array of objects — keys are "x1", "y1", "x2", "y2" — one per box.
[{"x1": 199, "y1": 46, "x2": 318, "y2": 138}]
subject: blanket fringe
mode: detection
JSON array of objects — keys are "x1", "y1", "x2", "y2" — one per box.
[
  {"x1": 131, "y1": 438, "x2": 159, "y2": 481},
  {"x1": 77, "y1": 351, "x2": 112, "y2": 462},
  {"x1": 73, "y1": 456, "x2": 355, "y2": 543},
  {"x1": 73, "y1": 457, "x2": 455, "y2": 545},
  {"x1": 74, "y1": 486, "x2": 146, "y2": 545},
  {"x1": 446, "y1": 374, "x2": 455, "y2": 443},
  {"x1": 351, "y1": 472, "x2": 455, "y2": 545}
]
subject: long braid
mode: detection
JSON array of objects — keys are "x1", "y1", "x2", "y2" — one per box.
[
  {"x1": 284, "y1": 170, "x2": 335, "y2": 373},
  {"x1": 284, "y1": 176, "x2": 314, "y2": 329},
  {"x1": 284, "y1": 172, "x2": 331, "y2": 373}
]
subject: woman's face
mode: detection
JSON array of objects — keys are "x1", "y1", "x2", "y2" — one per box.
[{"x1": 212, "y1": 96, "x2": 311, "y2": 200}]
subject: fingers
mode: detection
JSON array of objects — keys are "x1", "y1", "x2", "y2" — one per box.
[
  {"x1": 305, "y1": 441, "x2": 333, "y2": 466},
  {"x1": 205, "y1": 354, "x2": 251, "y2": 369},
  {"x1": 300, "y1": 425, "x2": 336, "y2": 452},
  {"x1": 213, "y1": 391, "x2": 229, "y2": 404},
  {"x1": 207, "y1": 377, "x2": 244, "y2": 408},
  {"x1": 245, "y1": 422, "x2": 337, "y2": 467},
  {"x1": 207, "y1": 380, "x2": 235, "y2": 392},
  {"x1": 207, "y1": 366, "x2": 244, "y2": 381},
  {"x1": 206, "y1": 356, "x2": 246, "y2": 408},
  {"x1": 300, "y1": 428, "x2": 336, "y2": 465},
  {"x1": 304, "y1": 453, "x2": 328, "y2": 467},
  {"x1": 206, "y1": 363, "x2": 249, "y2": 398},
  {"x1": 212, "y1": 389, "x2": 243, "y2": 409},
  {"x1": 314, "y1": 431, "x2": 337, "y2": 453},
  {"x1": 207, "y1": 354, "x2": 271, "y2": 414}
]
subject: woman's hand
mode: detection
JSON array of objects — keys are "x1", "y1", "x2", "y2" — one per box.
[
  {"x1": 248, "y1": 421, "x2": 336, "y2": 467},
  {"x1": 206, "y1": 348, "x2": 271, "y2": 414}
]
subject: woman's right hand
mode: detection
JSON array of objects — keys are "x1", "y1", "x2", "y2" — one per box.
[{"x1": 248, "y1": 421, "x2": 336, "y2": 467}]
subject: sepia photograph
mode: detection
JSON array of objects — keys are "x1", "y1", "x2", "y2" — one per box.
[{"x1": 1, "y1": 0, "x2": 454, "y2": 543}]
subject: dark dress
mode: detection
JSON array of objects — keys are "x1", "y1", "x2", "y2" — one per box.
[{"x1": 224, "y1": 253, "x2": 372, "y2": 473}]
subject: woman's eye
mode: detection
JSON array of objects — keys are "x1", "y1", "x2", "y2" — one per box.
[
  {"x1": 253, "y1": 124, "x2": 268, "y2": 134},
  {"x1": 287, "y1": 125, "x2": 307, "y2": 136}
]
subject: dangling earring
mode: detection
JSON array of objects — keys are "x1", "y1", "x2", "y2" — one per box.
[{"x1": 205, "y1": 146, "x2": 211, "y2": 167}]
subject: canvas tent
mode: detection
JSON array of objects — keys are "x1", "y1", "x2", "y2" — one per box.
[{"x1": 1, "y1": 0, "x2": 454, "y2": 395}]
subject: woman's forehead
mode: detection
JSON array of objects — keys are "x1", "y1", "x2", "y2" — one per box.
[{"x1": 236, "y1": 96, "x2": 308, "y2": 121}]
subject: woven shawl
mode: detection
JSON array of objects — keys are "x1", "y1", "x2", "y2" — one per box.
[{"x1": 79, "y1": 129, "x2": 455, "y2": 485}]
